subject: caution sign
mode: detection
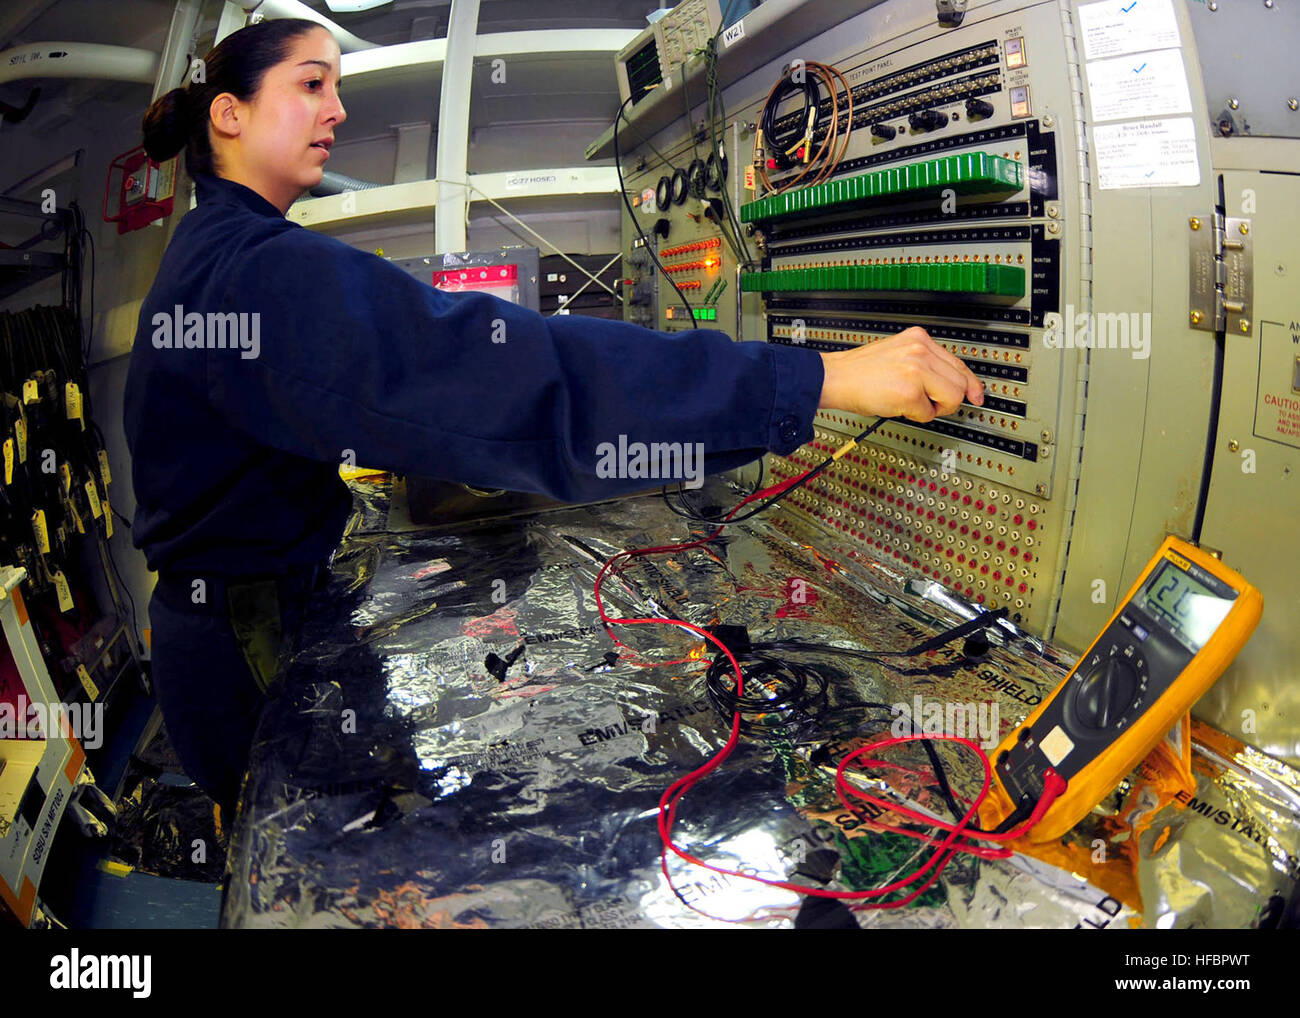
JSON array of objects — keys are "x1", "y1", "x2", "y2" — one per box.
[{"x1": 1254, "y1": 321, "x2": 1300, "y2": 450}]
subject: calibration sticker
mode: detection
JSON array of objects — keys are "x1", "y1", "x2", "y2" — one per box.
[{"x1": 1039, "y1": 724, "x2": 1075, "y2": 766}]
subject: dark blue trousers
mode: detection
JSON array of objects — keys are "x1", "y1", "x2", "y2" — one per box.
[{"x1": 146, "y1": 568, "x2": 317, "y2": 819}]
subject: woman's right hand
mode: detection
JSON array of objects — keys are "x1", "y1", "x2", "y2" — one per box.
[{"x1": 818, "y1": 326, "x2": 983, "y2": 422}]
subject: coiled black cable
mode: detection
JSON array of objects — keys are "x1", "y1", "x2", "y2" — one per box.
[
  {"x1": 704, "y1": 650, "x2": 829, "y2": 741},
  {"x1": 760, "y1": 69, "x2": 820, "y2": 171}
]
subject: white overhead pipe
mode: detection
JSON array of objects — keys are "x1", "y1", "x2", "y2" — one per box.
[
  {"x1": 153, "y1": 0, "x2": 204, "y2": 101},
  {"x1": 0, "y1": 41, "x2": 158, "y2": 87},
  {"x1": 239, "y1": 0, "x2": 378, "y2": 51}
]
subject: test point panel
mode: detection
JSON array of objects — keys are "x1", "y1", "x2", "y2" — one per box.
[{"x1": 597, "y1": 0, "x2": 1300, "y2": 763}]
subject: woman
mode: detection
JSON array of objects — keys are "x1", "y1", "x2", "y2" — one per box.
[{"x1": 124, "y1": 19, "x2": 982, "y2": 821}]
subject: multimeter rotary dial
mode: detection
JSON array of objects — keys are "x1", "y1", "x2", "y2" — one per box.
[{"x1": 1068, "y1": 645, "x2": 1148, "y2": 730}]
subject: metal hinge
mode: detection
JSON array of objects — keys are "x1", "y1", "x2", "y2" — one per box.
[{"x1": 1189, "y1": 211, "x2": 1252, "y2": 335}]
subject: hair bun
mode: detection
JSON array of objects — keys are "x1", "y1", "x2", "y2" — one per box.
[{"x1": 141, "y1": 86, "x2": 192, "y2": 162}]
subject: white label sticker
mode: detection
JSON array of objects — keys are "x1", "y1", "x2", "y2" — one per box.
[
  {"x1": 1093, "y1": 118, "x2": 1200, "y2": 189},
  {"x1": 1040, "y1": 724, "x2": 1076, "y2": 767},
  {"x1": 1086, "y1": 48, "x2": 1191, "y2": 123},
  {"x1": 1077, "y1": 0, "x2": 1180, "y2": 60},
  {"x1": 722, "y1": 20, "x2": 745, "y2": 48},
  {"x1": 504, "y1": 172, "x2": 557, "y2": 191}
]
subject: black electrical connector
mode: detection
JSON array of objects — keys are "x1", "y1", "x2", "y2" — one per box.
[
  {"x1": 705, "y1": 623, "x2": 752, "y2": 656},
  {"x1": 585, "y1": 650, "x2": 621, "y2": 672},
  {"x1": 962, "y1": 631, "x2": 991, "y2": 659},
  {"x1": 484, "y1": 641, "x2": 526, "y2": 682}
]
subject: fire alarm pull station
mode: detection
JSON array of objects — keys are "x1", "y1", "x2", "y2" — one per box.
[{"x1": 103, "y1": 146, "x2": 175, "y2": 234}]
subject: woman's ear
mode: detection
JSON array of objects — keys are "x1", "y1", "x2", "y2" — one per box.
[{"x1": 209, "y1": 92, "x2": 242, "y2": 141}]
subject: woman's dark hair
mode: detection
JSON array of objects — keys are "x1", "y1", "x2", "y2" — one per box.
[{"x1": 141, "y1": 18, "x2": 326, "y2": 177}]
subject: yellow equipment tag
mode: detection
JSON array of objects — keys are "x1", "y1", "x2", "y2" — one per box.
[
  {"x1": 53, "y1": 570, "x2": 73, "y2": 612},
  {"x1": 32, "y1": 509, "x2": 50, "y2": 554},
  {"x1": 65, "y1": 381, "x2": 84, "y2": 428},
  {"x1": 77, "y1": 664, "x2": 99, "y2": 702},
  {"x1": 85, "y1": 480, "x2": 102, "y2": 519}
]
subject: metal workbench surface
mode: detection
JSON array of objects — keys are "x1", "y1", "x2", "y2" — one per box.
[{"x1": 220, "y1": 477, "x2": 1300, "y2": 928}]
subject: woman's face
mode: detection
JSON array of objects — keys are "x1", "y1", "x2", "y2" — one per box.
[{"x1": 212, "y1": 27, "x2": 347, "y2": 212}]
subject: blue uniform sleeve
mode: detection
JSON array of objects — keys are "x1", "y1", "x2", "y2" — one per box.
[{"x1": 208, "y1": 227, "x2": 823, "y2": 502}]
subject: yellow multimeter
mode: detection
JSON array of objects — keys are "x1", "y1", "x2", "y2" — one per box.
[{"x1": 979, "y1": 535, "x2": 1262, "y2": 843}]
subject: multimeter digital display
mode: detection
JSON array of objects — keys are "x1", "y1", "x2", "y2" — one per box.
[
  {"x1": 1138, "y1": 561, "x2": 1234, "y2": 652},
  {"x1": 979, "y1": 536, "x2": 1262, "y2": 843}
]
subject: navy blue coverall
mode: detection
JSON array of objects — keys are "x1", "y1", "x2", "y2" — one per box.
[{"x1": 123, "y1": 171, "x2": 825, "y2": 815}]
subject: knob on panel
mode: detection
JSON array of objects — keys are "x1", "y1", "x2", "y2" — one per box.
[
  {"x1": 705, "y1": 152, "x2": 728, "y2": 190},
  {"x1": 671, "y1": 167, "x2": 690, "y2": 205},
  {"x1": 655, "y1": 175, "x2": 672, "y2": 212},
  {"x1": 688, "y1": 158, "x2": 708, "y2": 198},
  {"x1": 909, "y1": 109, "x2": 948, "y2": 132}
]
